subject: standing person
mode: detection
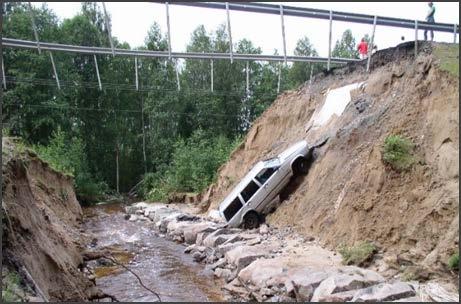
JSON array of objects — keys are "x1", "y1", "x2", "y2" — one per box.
[
  {"x1": 424, "y1": 2, "x2": 435, "y2": 41},
  {"x1": 357, "y1": 38, "x2": 368, "y2": 60}
]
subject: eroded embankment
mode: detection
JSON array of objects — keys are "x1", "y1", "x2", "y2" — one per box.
[
  {"x1": 197, "y1": 42, "x2": 459, "y2": 279},
  {"x1": 2, "y1": 138, "x2": 101, "y2": 301}
]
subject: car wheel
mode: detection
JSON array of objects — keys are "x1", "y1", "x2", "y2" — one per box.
[
  {"x1": 243, "y1": 211, "x2": 260, "y2": 230},
  {"x1": 293, "y1": 157, "x2": 310, "y2": 175}
]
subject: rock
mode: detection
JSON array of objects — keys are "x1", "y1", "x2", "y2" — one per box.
[
  {"x1": 123, "y1": 214, "x2": 131, "y2": 220},
  {"x1": 225, "y1": 245, "x2": 268, "y2": 272},
  {"x1": 311, "y1": 268, "x2": 384, "y2": 301},
  {"x1": 176, "y1": 214, "x2": 200, "y2": 222},
  {"x1": 216, "y1": 241, "x2": 248, "y2": 257},
  {"x1": 202, "y1": 228, "x2": 240, "y2": 247},
  {"x1": 209, "y1": 258, "x2": 227, "y2": 270},
  {"x1": 293, "y1": 284, "x2": 314, "y2": 302},
  {"x1": 192, "y1": 251, "x2": 206, "y2": 262},
  {"x1": 196, "y1": 231, "x2": 211, "y2": 246},
  {"x1": 183, "y1": 223, "x2": 217, "y2": 244},
  {"x1": 259, "y1": 224, "x2": 269, "y2": 234},
  {"x1": 184, "y1": 244, "x2": 196, "y2": 254},
  {"x1": 215, "y1": 268, "x2": 233, "y2": 282},
  {"x1": 351, "y1": 281, "x2": 416, "y2": 302},
  {"x1": 172, "y1": 235, "x2": 183, "y2": 243},
  {"x1": 128, "y1": 215, "x2": 138, "y2": 222}
]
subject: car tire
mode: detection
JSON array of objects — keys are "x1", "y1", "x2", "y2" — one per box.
[
  {"x1": 293, "y1": 157, "x2": 310, "y2": 175},
  {"x1": 243, "y1": 211, "x2": 260, "y2": 230}
]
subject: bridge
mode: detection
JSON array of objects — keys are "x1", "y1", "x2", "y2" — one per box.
[{"x1": 1, "y1": 2, "x2": 459, "y2": 92}]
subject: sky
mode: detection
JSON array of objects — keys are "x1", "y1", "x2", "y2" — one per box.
[{"x1": 31, "y1": 2, "x2": 459, "y2": 58}]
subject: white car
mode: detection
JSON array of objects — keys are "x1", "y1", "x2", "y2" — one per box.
[{"x1": 218, "y1": 140, "x2": 313, "y2": 229}]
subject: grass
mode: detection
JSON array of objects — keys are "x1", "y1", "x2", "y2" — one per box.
[
  {"x1": 448, "y1": 252, "x2": 459, "y2": 270},
  {"x1": 382, "y1": 135, "x2": 415, "y2": 171},
  {"x1": 338, "y1": 241, "x2": 377, "y2": 266},
  {"x1": 433, "y1": 44, "x2": 459, "y2": 77}
]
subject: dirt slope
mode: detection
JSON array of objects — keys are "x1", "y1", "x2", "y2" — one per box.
[
  {"x1": 2, "y1": 138, "x2": 98, "y2": 301},
  {"x1": 200, "y1": 42, "x2": 459, "y2": 277}
]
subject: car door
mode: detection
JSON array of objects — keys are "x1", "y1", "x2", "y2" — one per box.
[{"x1": 253, "y1": 166, "x2": 280, "y2": 211}]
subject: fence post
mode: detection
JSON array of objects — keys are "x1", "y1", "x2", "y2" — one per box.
[
  {"x1": 454, "y1": 23, "x2": 458, "y2": 44},
  {"x1": 414, "y1": 20, "x2": 418, "y2": 58},
  {"x1": 327, "y1": 10, "x2": 333, "y2": 71},
  {"x1": 226, "y1": 2, "x2": 233, "y2": 63},
  {"x1": 366, "y1": 15, "x2": 377, "y2": 73}
]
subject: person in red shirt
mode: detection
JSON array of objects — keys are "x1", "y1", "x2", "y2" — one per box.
[{"x1": 357, "y1": 38, "x2": 369, "y2": 60}]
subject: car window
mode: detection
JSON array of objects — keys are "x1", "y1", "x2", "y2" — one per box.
[
  {"x1": 223, "y1": 197, "x2": 243, "y2": 221},
  {"x1": 240, "y1": 180, "x2": 260, "y2": 202},
  {"x1": 255, "y1": 167, "x2": 278, "y2": 185}
]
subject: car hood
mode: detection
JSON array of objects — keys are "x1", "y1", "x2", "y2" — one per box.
[{"x1": 277, "y1": 140, "x2": 309, "y2": 162}]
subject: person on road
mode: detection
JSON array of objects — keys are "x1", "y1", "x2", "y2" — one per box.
[
  {"x1": 424, "y1": 2, "x2": 435, "y2": 41},
  {"x1": 357, "y1": 38, "x2": 368, "y2": 60}
]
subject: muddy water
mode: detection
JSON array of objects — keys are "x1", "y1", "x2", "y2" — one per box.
[{"x1": 83, "y1": 203, "x2": 224, "y2": 302}]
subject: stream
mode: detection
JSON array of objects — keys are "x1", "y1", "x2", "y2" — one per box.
[{"x1": 82, "y1": 202, "x2": 225, "y2": 302}]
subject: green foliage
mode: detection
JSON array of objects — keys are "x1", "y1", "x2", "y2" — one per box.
[
  {"x1": 141, "y1": 130, "x2": 240, "y2": 201},
  {"x1": 382, "y1": 135, "x2": 415, "y2": 171},
  {"x1": 332, "y1": 29, "x2": 359, "y2": 59},
  {"x1": 34, "y1": 129, "x2": 107, "y2": 203},
  {"x1": 2, "y1": 270, "x2": 22, "y2": 302},
  {"x1": 448, "y1": 252, "x2": 459, "y2": 270},
  {"x1": 338, "y1": 241, "x2": 377, "y2": 266}
]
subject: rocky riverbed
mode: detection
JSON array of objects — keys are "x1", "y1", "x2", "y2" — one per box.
[{"x1": 125, "y1": 202, "x2": 459, "y2": 302}]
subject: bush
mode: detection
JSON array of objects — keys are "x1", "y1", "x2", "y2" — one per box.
[
  {"x1": 448, "y1": 252, "x2": 459, "y2": 270},
  {"x1": 338, "y1": 241, "x2": 377, "y2": 266},
  {"x1": 382, "y1": 135, "x2": 415, "y2": 171},
  {"x1": 34, "y1": 129, "x2": 106, "y2": 203},
  {"x1": 140, "y1": 130, "x2": 240, "y2": 202}
]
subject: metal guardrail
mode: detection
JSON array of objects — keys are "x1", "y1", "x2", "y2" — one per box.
[
  {"x1": 1, "y1": 38, "x2": 359, "y2": 64},
  {"x1": 169, "y1": 2, "x2": 459, "y2": 33}
]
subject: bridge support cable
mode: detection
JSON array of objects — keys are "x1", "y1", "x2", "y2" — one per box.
[
  {"x1": 166, "y1": 2, "x2": 172, "y2": 60},
  {"x1": 277, "y1": 63, "x2": 281, "y2": 94},
  {"x1": 102, "y1": 2, "x2": 115, "y2": 56},
  {"x1": 246, "y1": 61, "x2": 250, "y2": 97},
  {"x1": 49, "y1": 52, "x2": 60, "y2": 90},
  {"x1": 175, "y1": 61, "x2": 180, "y2": 91},
  {"x1": 93, "y1": 54, "x2": 102, "y2": 91},
  {"x1": 280, "y1": 5, "x2": 287, "y2": 65},
  {"x1": 226, "y1": 2, "x2": 233, "y2": 63},
  {"x1": 414, "y1": 20, "x2": 418, "y2": 58},
  {"x1": 210, "y1": 59, "x2": 214, "y2": 92},
  {"x1": 135, "y1": 56, "x2": 139, "y2": 91},
  {"x1": 454, "y1": 24, "x2": 458, "y2": 43},
  {"x1": 2, "y1": 56, "x2": 6, "y2": 90},
  {"x1": 327, "y1": 10, "x2": 332, "y2": 71},
  {"x1": 27, "y1": 2, "x2": 41, "y2": 54},
  {"x1": 366, "y1": 15, "x2": 377, "y2": 73}
]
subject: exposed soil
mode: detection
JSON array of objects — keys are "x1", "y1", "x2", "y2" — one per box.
[
  {"x1": 198, "y1": 41, "x2": 459, "y2": 281},
  {"x1": 2, "y1": 138, "x2": 99, "y2": 301}
]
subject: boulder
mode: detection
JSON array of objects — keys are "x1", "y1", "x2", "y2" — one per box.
[
  {"x1": 225, "y1": 245, "x2": 268, "y2": 272},
  {"x1": 183, "y1": 222, "x2": 217, "y2": 244},
  {"x1": 259, "y1": 224, "x2": 269, "y2": 234},
  {"x1": 214, "y1": 268, "x2": 233, "y2": 282},
  {"x1": 192, "y1": 251, "x2": 206, "y2": 262},
  {"x1": 209, "y1": 258, "x2": 227, "y2": 271},
  {"x1": 351, "y1": 281, "x2": 416, "y2": 302},
  {"x1": 311, "y1": 268, "x2": 384, "y2": 302}
]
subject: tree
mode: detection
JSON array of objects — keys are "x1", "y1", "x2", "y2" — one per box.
[
  {"x1": 332, "y1": 29, "x2": 359, "y2": 59},
  {"x1": 288, "y1": 36, "x2": 322, "y2": 87}
]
